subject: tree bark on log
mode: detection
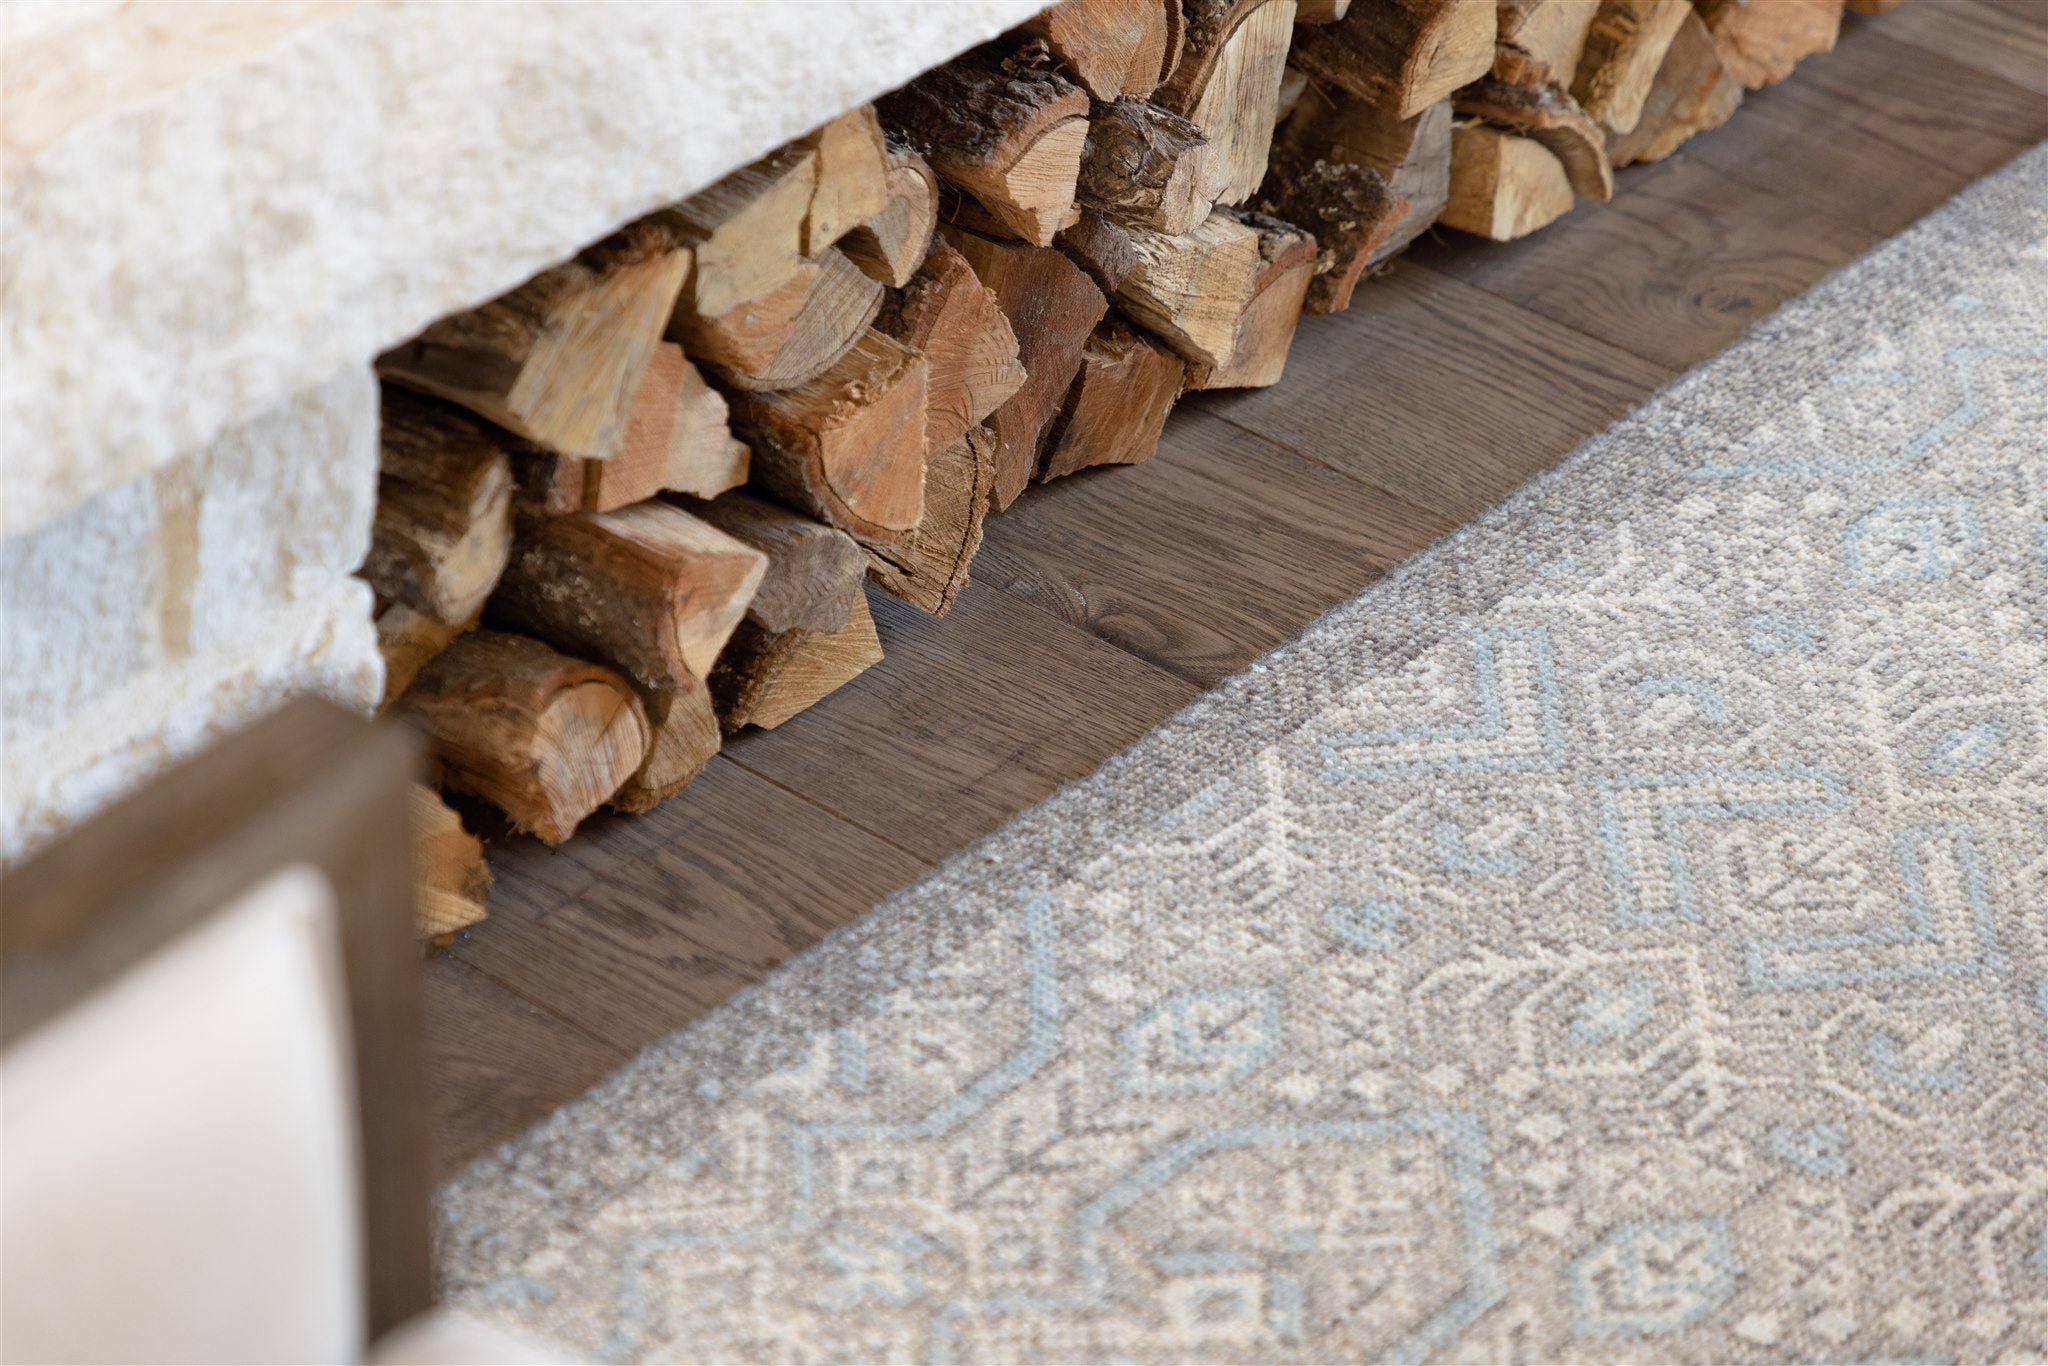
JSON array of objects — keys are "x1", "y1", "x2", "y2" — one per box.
[
  {"x1": 839, "y1": 142, "x2": 941, "y2": 288},
  {"x1": 861, "y1": 423, "x2": 999, "y2": 616},
  {"x1": 1291, "y1": 0, "x2": 1497, "y2": 118},
  {"x1": 874, "y1": 240, "x2": 1029, "y2": 454},
  {"x1": 362, "y1": 390, "x2": 515, "y2": 626},
  {"x1": 710, "y1": 590, "x2": 885, "y2": 731},
  {"x1": 401, "y1": 630, "x2": 649, "y2": 845},
  {"x1": 488, "y1": 501, "x2": 769, "y2": 691},
  {"x1": 879, "y1": 44, "x2": 1091, "y2": 246},
  {"x1": 1254, "y1": 150, "x2": 1409, "y2": 314},
  {"x1": 940, "y1": 224, "x2": 1110, "y2": 508},
  {"x1": 1041, "y1": 319, "x2": 1187, "y2": 476},
  {"x1": 1279, "y1": 88, "x2": 1452, "y2": 270},
  {"x1": 724, "y1": 330, "x2": 932, "y2": 537},
  {"x1": 378, "y1": 223, "x2": 692, "y2": 461},
  {"x1": 1453, "y1": 78, "x2": 1614, "y2": 200},
  {"x1": 668, "y1": 247, "x2": 884, "y2": 392},
  {"x1": 689, "y1": 493, "x2": 868, "y2": 634},
  {"x1": 1019, "y1": 0, "x2": 1182, "y2": 100},
  {"x1": 1076, "y1": 98, "x2": 1212, "y2": 235}
]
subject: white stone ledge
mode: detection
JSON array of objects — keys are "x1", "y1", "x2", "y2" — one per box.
[
  {"x1": 1, "y1": 0, "x2": 1048, "y2": 538},
  {"x1": 1, "y1": 575, "x2": 381, "y2": 867}
]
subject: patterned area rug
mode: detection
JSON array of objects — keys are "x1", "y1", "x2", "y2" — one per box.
[{"x1": 439, "y1": 146, "x2": 2048, "y2": 1363}]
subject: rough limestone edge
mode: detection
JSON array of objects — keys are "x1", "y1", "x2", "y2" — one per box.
[
  {"x1": 0, "y1": 576, "x2": 382, "y2": 869},
  {"x1": 1, "y1": 0, "x2": 1048, "y2": 539}
]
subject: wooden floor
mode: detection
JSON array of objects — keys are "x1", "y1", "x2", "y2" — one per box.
[{"x1": 423, "y1": 6, "x2": 2048, "y2": 1177}]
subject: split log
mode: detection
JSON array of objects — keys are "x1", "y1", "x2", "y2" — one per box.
[
  {"x1": 1693, "y1": 0, "x2": 1843, "y2": 87},
  {"x1": 378, "y1": 223, "x2": 691, "y2": 460},
  {"x1": 401, "y1": 630, "x2": 649, "y2": 845},
  {"x1": 690, "y1": 493, "x2": 868, "y2": 634},
  {"x1": 1607, "y1": 9, "x2": 1742, "y2": 166},
  {"x1": 724, "y1": 329, "x2": 931, "y2": 537},
  {"x1": 796, "y1": 106, "x2": 893, "y2": 255},
  {"x1": 362, "y1": 390, "x2": 515, "y2": 626},
  {"x1": 861, "y1": 424, "x2": 998, "y2": 615},
  {"x1": 1571, "y1": 0, "x2": 1691, "y2": 134},
  {"x1": 1058, "y1": 209, "x2": 1263, "y2": 369},
  {"x1": 1296, "y1": 0, "x2": 1353, "y2": 22},
  {"x1": 488, "y1": 502, "x2": 769, "y2": 691},
  {"x1": 1291, "y1": 0, "x2": 1497, "y2": 118},
  {"x1": 874, "y1": 240, "x2": 1028, "y2": 453},
  {"x1": 410, "y1": 783, "x2": 491, "y2": 943},
  {"x1": 1184, "y1": 209, "x2": 1317, "y2": 389},
  {"x1": 654, "y1": 146, "x2": 818, "y2": 319},
  {"x1": 1440, "y1": 121, "x2": 1576, "y2": 239},
  {"x1": 668, "y1": 247, "x2": 884, "y2": 392},
  {"x1": 375, "y1": 600, "x2": 474, "y2": 706},
  {"x1": 1453, "y1": 78, "x2": 1614, "y2": 199},
  {"x1": 710, "y1": 590, "x2": 885, "y2": 731},
  {"x1": 610, "y1": 683, "x2": 721, "y2": 814},
  {"x1": 512, "y1": 344, "x2": 749, "y2": 514},
  {"x1": 940, "y1": 225, "x2": 1109, "y2": 508},
  {"x1": 1042, "y1": 320, "x2": 1187, "y2": 477},
  {"x1": 839, "y1": 142, "x2": 941, "y2": 288},
  {"x1": 1076, "y1": 98, "x2": 1212, "y2": 235},
  {"x1": 1254, "y1": 151, "x2": 1408, "y2": 314},
  {"x1": 1018, "y1": 0, "x2": 1182, "y2": 100},
  {"x1": 1279, "y1": 89, "x2": 1452, "y2": 270},
  {"x1": 878, "y1": 44, "x2": 1091, "y2": 246},
  {"x1": 1493, "y1": 0, "x2": 1599, "y2": 85},
  {"x1": 1156, "y1": 0, "x2": 1301, "y2": 206}
]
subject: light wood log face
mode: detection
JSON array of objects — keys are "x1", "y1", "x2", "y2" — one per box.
[
  {"x1": 840, "y1": 147, "x2": 940, "y2": 288},
  {"x1": 1694, "y1": 0, "x2": 1843, "y2": 87},
  {"x1": 1572, "y1": 0, "x2": 1692, "y2": 133},
  {"x1": 860, "y1": 424, "x2": 998, "y2": 617},
  {"x1": 1183, "y1": 0, "x2": 1299, "y2": 206},
  {"x1": 1607, "y1": 9, "x2": 1742, "y2": 167},
  {"x1": 402, "y1": 631, "x2": 649, "y2": 846},
  {"x1": 1021, "y1": 0, "x2": 1179, "y2": 100},
  {"x1": 797, "y1": 106, "x2": 893, "y2": 255},
  {"x1": 659, "y1": 147, "x2": 818, "y2": 319},
  {"x1": 1441, "y1": 122, "x2": 1576, "y2": 240}
]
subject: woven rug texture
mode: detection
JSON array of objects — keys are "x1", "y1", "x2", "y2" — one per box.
[{"x1": 439, "y1": 146, "x2": 2048, "y2": 1363}]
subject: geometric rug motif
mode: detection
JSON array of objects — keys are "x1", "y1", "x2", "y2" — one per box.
[{"x1": 437, "y1": 145, "x2": 2048, "y2": 1363}]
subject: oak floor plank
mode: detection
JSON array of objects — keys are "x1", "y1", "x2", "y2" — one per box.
[
  {"x1": 422, "y1": 955, "x2": 632, "y2": 1177},
  {"x1": 1201, "y1": 261, "x2": 1671, "y2": 524},
  {"x1": 1401, "y1": 154, "x2": 1873, "y2": 373},
  {"x1": 1872, "y1": 1, "x2": 2048, "y2": 98},
  {"x1": 1684, "y1": 22, "x2": 2048, "y2": 235},
  {"x1": 450, "y1": 757, "x2": 930, "y2": 1054},
  {"x1": 980, "y1": 408, "x2": 1460, "y2": 687},
  {"x1": 723, "y1": 587, "x2": 1200, "y2": 863}
]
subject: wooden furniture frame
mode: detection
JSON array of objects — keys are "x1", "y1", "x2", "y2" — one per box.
[{"x1": 1, "y1": 699, "x2": 433, "y2": 1341}]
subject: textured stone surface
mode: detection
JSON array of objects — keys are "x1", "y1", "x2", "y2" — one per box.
[
  {"x1": 1, "y1": 366, "x2": 381, "y2": 867},
  {"x1": 0, "y1": 0, "x2": 1048, "y2": 538},
  {"x1": 438, "y1": 151, "x2": 2048, "y2": 1362}
]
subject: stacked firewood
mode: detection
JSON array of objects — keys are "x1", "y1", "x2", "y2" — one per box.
[{"x1": 360, "y1": 0, "x2": 1874, "y2": 938}]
